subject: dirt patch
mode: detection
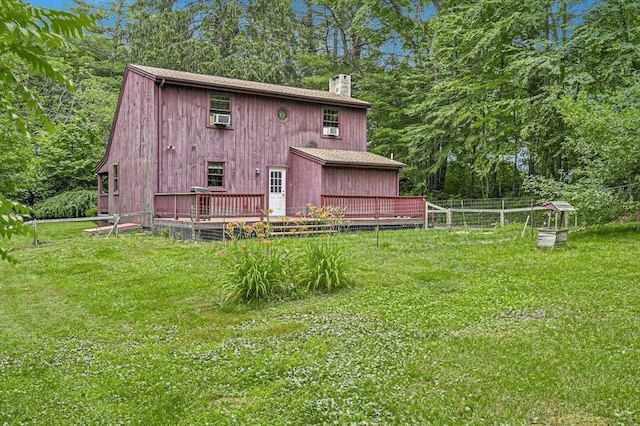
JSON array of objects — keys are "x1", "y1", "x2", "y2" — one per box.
[
  {"x1": 212, "y1": 397, "x2": 256, "y2": 406},
  {"x1": 539, "y1": 413, "x2": 609, "y2": 425}
]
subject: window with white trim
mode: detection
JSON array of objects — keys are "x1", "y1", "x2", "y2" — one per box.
[
  {"x1": 209, "y1": 95, "x2": 231, "y2": 126},
  {"x1": 113, "y1": 164, "x2": 119, "y2": 193},
  {"x1": 323, "y1": 109, "x2": 339, "y2": 129},
  {"x1": 207, "y1": 162, "x2": 224, "y2": 187}
]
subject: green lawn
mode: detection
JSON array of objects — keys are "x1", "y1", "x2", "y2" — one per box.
[{"x1": 1, "y1": 224, "x2": 639, "y2": 425}]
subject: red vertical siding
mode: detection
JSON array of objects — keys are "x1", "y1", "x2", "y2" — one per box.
[
  {"x1": 157, "y1": 85, "x2": 369, "y2": 200},
  {"x1": 322, "y1": 167, "x2": 399, "y2": 197},
  {"x1": 103, "y1": 71, "x2": 157, "y2": 225},
  {"x1": 288, "y1": 153, "x2": 323, "y2": 215}
]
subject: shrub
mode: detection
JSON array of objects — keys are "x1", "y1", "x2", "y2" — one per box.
[
  {"x1": 219, "y1": 242, "x2": 292, "y2": 303},
  {"x1": 34, "y1": 190, "x2": 97, "y2": 219},
  {"x1": 300, "y1": 239, "x2": 350, "y2": 293},
  {"x1": 85, "y1": 207, "x2": 98, "y2": 217},
  {"x1": 522, "y1": 176, "x2": 634, "y2": 225}
]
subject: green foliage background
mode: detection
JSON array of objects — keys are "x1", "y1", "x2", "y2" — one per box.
[{"x1": 1, "y1": 0, "x2": 639, "y2": 224}]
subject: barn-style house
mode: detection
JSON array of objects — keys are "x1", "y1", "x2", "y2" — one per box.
[{"x1": 96, "y1": 64, "x2": 424, "y2": 230}]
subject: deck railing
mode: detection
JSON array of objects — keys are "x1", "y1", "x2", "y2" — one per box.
[
  {"x1": 320, "y1": 195, "x2": 426, "y2": 218},
  {"x1": 154, "y1": 192, "x2": 265, "y2": 221},
  {"x1": 195, "y1": 193, "x2": 264, "y2": 220}
]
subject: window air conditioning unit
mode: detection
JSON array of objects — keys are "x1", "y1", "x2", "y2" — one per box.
[
  {"x1": 213, "y1": 113, "x2": 231, "y2": 126},
  {"x1": 190, "y1": 186, "x2": 211, "y2": 193},
  {"x1": 323, "y1": 126, "x2": 339, "y2": 137}
]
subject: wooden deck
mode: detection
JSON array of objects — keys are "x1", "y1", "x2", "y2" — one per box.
[{"x1": 153, "y1": 215, "x2": 426, "y2": 240}]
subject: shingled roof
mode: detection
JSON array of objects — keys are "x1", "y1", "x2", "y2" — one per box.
[
  {"x1": 129, "y1": 64, "x2": 371, "y2": 108},
  {"x1": 291, "y1": 147, "x2": 405, "y2": 169}
]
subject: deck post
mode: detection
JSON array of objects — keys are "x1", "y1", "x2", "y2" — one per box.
[
  {"x1": 375, "y1": 197, "x2": 379, "y2": 220},
  {"x1": 174, "y1": 194, "x2": 177, "y2": 219}
]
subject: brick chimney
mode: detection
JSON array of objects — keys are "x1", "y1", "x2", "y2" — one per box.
[{"x1": 329, "y1": 74, "x2": 351, "y2": 97}]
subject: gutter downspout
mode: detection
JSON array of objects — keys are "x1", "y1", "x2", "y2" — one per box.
[
  {"x1": 156, "y1": 78, "x2": 165, "y2": 195},
  {"x1": 152, "y1": 78, "x2": 165, "y2": 227}
]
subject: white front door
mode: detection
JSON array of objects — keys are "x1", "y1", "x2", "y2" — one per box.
[{"x1": 269, "y1": 168, "x2": 286, "y2": 216}]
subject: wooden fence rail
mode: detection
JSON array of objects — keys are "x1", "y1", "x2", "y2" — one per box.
[{"x1": 426, "y1": 205, "x2": 551, "y2": 228}]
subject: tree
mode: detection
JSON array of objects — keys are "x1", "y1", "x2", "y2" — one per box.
[
  {"x1": 522, "y1": 0, "x2": 640, "y2": 223},
  {"x1": 30, "y1": 115, "x2": 104, "y2": 201},
  {"x1": 0, "y1": 0, "x2": 93, "y2": 262},
  {"x1": 0, "y1": 0, "x2": 93, "y2": 130},
  {"x1": 0, "y1": 195, "x2": 34, "y2": 264},
  {"x1": 368, "y1": 0, "x2": 583, "y2": 198}
]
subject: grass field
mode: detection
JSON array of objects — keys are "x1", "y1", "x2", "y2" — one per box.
[{"x1": 1, "y1": 223, "x2": 639, "y2": 425}]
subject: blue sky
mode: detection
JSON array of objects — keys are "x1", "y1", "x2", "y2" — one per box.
[
  {"x1": 28, "y1": 0, "x2": 597, "y2": 16},
  {"x1": 28, "y1": 0, "x2": 73, "y2": 8}
]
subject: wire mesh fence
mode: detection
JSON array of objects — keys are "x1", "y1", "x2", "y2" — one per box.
[
  {"x1": 426, "y1": 198, "x2": 572, "y2": 230},
  {"x1": 434, "y1": 198, "x2": 535, "y2": 210}
]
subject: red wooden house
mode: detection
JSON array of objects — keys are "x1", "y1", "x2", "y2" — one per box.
[{"x1": 96, "y1": 64, "x2": 423, "y2": 228}]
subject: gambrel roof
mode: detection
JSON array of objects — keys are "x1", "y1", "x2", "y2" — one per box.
[
  {"x1": 129, "y1": 64, "x2": 372, "y2": 108},
  {"x1": 291, "y1": 147, "x2": 405, "y2": 169}
]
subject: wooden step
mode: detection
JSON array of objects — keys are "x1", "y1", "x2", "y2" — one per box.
[
  {"x1": 83, "y1": 223, "x2": 142, "y2": 235},
  {"x1": 270, "y1": 229, "x2": 337, "y2": 237},
  {"x1": 270, "y1": 224, "x2": 333, "y2": 232}
]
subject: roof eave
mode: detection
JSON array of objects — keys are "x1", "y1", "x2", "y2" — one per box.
[
  {"x1": 95, "y1": 66, "x2": 136, "y2": 173},
  {"x1": 161, "y1": 76, "x2": 371, "y2": 108},
  {"x1": 129, "y1": 64, "x2": 372, "y2": 108},
  {"x1": 290, "y1": 148, "x2": 327, "y2": 165},
  {"x1": 323, "y1": 161, "x2": 405, "y2": 169},
  {"x1": 290, "y1": 147, "x2": 405, "y2": 169}
]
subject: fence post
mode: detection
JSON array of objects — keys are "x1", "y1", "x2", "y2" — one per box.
[
  {"x1": 191, "y1": 210, "x2": 196, "y2": 241},
  {"x1": 500, "y1": 210, "x2": 505, "y2": 226},
  {"x1": 424, "y1": 202, "x2": 429, "y2": 229},
  {"x1": 530, "y1": 199, "x2": 534, "y2": 238},
  {"x1": 106, "y1": 214, "x2": 121, "y2": 238},
  {"x1": 446, "y1": 209, "x2": 452, "y2": 228},
  {"x1": 32, "y1": 218, "x2": 38, "y2": 246}
]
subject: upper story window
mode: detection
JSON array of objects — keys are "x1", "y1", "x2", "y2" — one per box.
[
  {"x1": 323, "y1": 109, "x2": 340, "y2": 137},
  {"x1": 207, "y1": 162, "x2": 224, "y2": 187},
  {"x1": 113, "y1": 163, "x2": 119, "y2": 194},
  {"x1": 209, "y1": 95, "x2": 231, "y2": 126}
]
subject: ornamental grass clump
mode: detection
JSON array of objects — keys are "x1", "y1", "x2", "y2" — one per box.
[
  {"x1": 301, "y1": 239, "x2": 351, "y2": 293},
  {"x1": 220, "y1": 211, "x2": 352, "y2": 303},
  {"x1": 219, "y1": 242, "x2": 290, "y2": 303}
]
